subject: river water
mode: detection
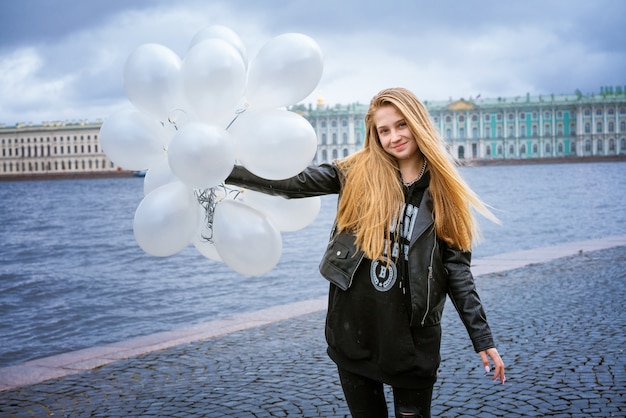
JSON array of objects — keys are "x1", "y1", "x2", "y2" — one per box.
[{"x1": 1, "y1": 161, "x2": 625, "y2": 367}]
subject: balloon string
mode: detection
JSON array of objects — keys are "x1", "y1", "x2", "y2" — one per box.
[
  {"x1": 195, "y1": 104, "x2": 248, "y2": 243},
  {"x1": 167, "y1": 108, "x2": 188, "y2": 131},
  {"x1": 225, "y1": 106, "x2": 248, "y2": 130},
  {"x1": 195, "y1": 185, "x2": 242, "y2": 242}
]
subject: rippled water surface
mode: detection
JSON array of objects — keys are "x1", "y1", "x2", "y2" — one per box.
[{"x1": 1, "y1": 161, "x2": 625, "y2": 367}]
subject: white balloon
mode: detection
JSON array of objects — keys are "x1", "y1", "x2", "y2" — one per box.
[
  {"x1": 243, "y1": 190, "x2": 321, "y2": 231},
  {"x1": 99, "y1": 109, "x2": 166, "y2": 170},
  {"x1": 167, "y1": 122, "x2": 236, "y2": 189},
  {"x1": 212, "y1": 200, "x2": 282, "y2": 276},
  {"x1": 123, "y1": 43, "x2": 184, "y2": 121},
  {"x1": 133, "y1": 182, "x2": 202, "y2": 257},
  {"x1": 188, "y1": 25, "x2": 248, "y2": 66},
  {"x1": 230, "y1": 109, "x2": 318, "y2": 179},
  {"x1": 246, "y1": 33, "x2": 323, "y2": 110},
  {"x1": 143, "y1": 155, "x2": 178, "y2": 196},
  {"x1": 193, "y1": 235, "x2": 222, "y2": 262},
  {"x1": 161, "y1": 109, "x2": 194, "y2": 139},
  {"x1": 182, "y1": 39, "x2": 246, "y2": 123},
  {"x1": 192, "y1": 210, "x2": 222, "y2": 262}
]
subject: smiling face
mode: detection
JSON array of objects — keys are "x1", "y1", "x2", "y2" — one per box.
[{"x1": 374, "y1": 104, "x2": 421, "y2": 165}]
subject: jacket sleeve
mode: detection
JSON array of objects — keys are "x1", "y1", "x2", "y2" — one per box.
[
  {"x1": 225, "y1": 163, "x2": 342, "y2": 198},
  {"x1": 443, "y1": 244, "x2": 496, "y2": 352}
]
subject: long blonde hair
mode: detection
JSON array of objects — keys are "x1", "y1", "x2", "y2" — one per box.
[{"x1": 335, "y1": 87, "x2": 497, "y2": 258}]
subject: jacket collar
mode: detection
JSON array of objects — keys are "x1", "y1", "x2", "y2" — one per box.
[{"x1": 410, "y1": 188, "x2": 434, "y2": 246}]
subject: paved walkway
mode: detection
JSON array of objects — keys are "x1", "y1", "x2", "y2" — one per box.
[{"x1": 1, "y1": 235, "x2": 625, "y2": 417}]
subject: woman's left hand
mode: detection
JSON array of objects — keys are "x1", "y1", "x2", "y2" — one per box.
[{"x1": 479, "y1": 347, "x2": 506, "y2": 384}]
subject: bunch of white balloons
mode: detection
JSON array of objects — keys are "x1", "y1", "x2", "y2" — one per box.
[{"x1": 99, "y1": 25, "x2": 324, "y2": 276}]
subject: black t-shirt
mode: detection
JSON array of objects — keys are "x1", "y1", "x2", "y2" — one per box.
[{"x1": 325, "y1": 172, "x2": 441, "y2": 389}]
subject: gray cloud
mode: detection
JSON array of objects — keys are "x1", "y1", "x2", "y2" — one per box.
[{"x1": 1, "y1": 0, "x2": 625, "y2": 125}]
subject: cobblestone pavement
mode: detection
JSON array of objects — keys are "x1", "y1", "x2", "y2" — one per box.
[{"x1": 0, "y1": 246, "x2": 624, "y2": 417}]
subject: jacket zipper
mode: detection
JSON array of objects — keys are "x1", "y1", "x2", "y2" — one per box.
[{"x1": 420, "y1": 239, "x2": 437, "y2": 326}]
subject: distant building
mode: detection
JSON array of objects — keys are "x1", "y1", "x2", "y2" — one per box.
[
  {"x1": 290, "y1": 97, "x2": 366, "y2": 164},
  {"x1": 2, "y1": 87, "x2": 625, "y2": 179},
  {"x1": 0, "y1": 120, "x2": 125, "y2": 179},
  {"x1": 295, "y1": 86, "x2": 626, "y2": 163}
]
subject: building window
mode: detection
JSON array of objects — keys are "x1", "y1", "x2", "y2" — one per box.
[
  {"x1": 557, "y1": 111, "x2": 563, "y2": 118},
  {"x1": 459, "y1": 127, "x2": 465, "y2": 139},
  {"x1": 532, "y1": 124, "x2": 538, "y2": 136},
  {"x1": 485, "y1": 145, "x2": 491, "y2": 156},
  {"x1": 585, "y1": 140, "x2": 592, "y2": 152},
  {"x1": 557, "y1": 123, "x2": 563, "y2": 136},
  {"x1": 519, "y1": 112, "x2": 525, "y2": 120},
  {"x1": 609, "y1": 121, "x2": 615, "y2": 132},
  {"x1": 596, "y1": 108, "x2": 602, "y2": 116},
  {"x1": 509, "y1": 144, "x2": 515, "y2": 155},
  {"x1": 445, "y1": 116, "x2": 451, "y2": 123},
  {"x1": 585, "y1": 123, "x2": 591, "y2": 134},
  {"x1": 584, "y1": 108, "x2": 591, "y2": 116},
  {"x1": 558, "y1": 142, "x2": 563, "y2": 153},
  {"x1": 471, "y1": 115, "x2": 478, "y2": 122},
  {"x1": 485, "y1": 126, "x2": 491, "y2": 138},
  {"x1": 520, "y1": 124, "x2": 526, "y2": 137},
  {"x1": 484, "y1": 114, "x2": 490, "y2": 122},
  {"x1": 596, "y1": 122, "x2": 603, "y2": 133},
  {"x1": 459, "y1": 116, "x2": 465, "y2": 122},
  {"x1": 597, "y1": 139, "x2": 603, "y2": 152},
  {"x1": 545, "y1": 143, "x2": 551, "y2": 154},
  {"x1": 497, "y1": 144, "x2": 503, "y2": 156},
  {"x1": 508, "y1": 113, "x2": 514, "y2": 121},
  {"x1": 609, "y1": 138, "x2": 615, "y2": 151},
  {"x1": 497, "y1": 113, "x2": 502, "y2": 121}
]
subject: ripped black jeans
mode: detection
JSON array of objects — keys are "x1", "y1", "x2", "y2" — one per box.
[{"x1": 338, "y1": 367, "x2": 433, "y2": 418}]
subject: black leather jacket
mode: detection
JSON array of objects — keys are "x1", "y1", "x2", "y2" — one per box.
[{"x1": 226, "y1": 163, "x2": 495, "y2": 352}]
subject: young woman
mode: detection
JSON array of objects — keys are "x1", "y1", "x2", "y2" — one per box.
[{"x1": 226, "y1": 87, "x2": 505, "y2": 418}]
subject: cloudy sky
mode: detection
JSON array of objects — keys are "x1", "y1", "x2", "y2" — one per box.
[{"x1": 1, "y1": 0, "x2": 625, "y2": 125}]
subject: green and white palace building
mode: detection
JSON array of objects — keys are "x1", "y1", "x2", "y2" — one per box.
[
  {"x1": 299, "y1": 86, "x2": 626, "y2": 165},
  {"x1": 1, "y1": 86, "x2": 625, "y2": 179}
]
